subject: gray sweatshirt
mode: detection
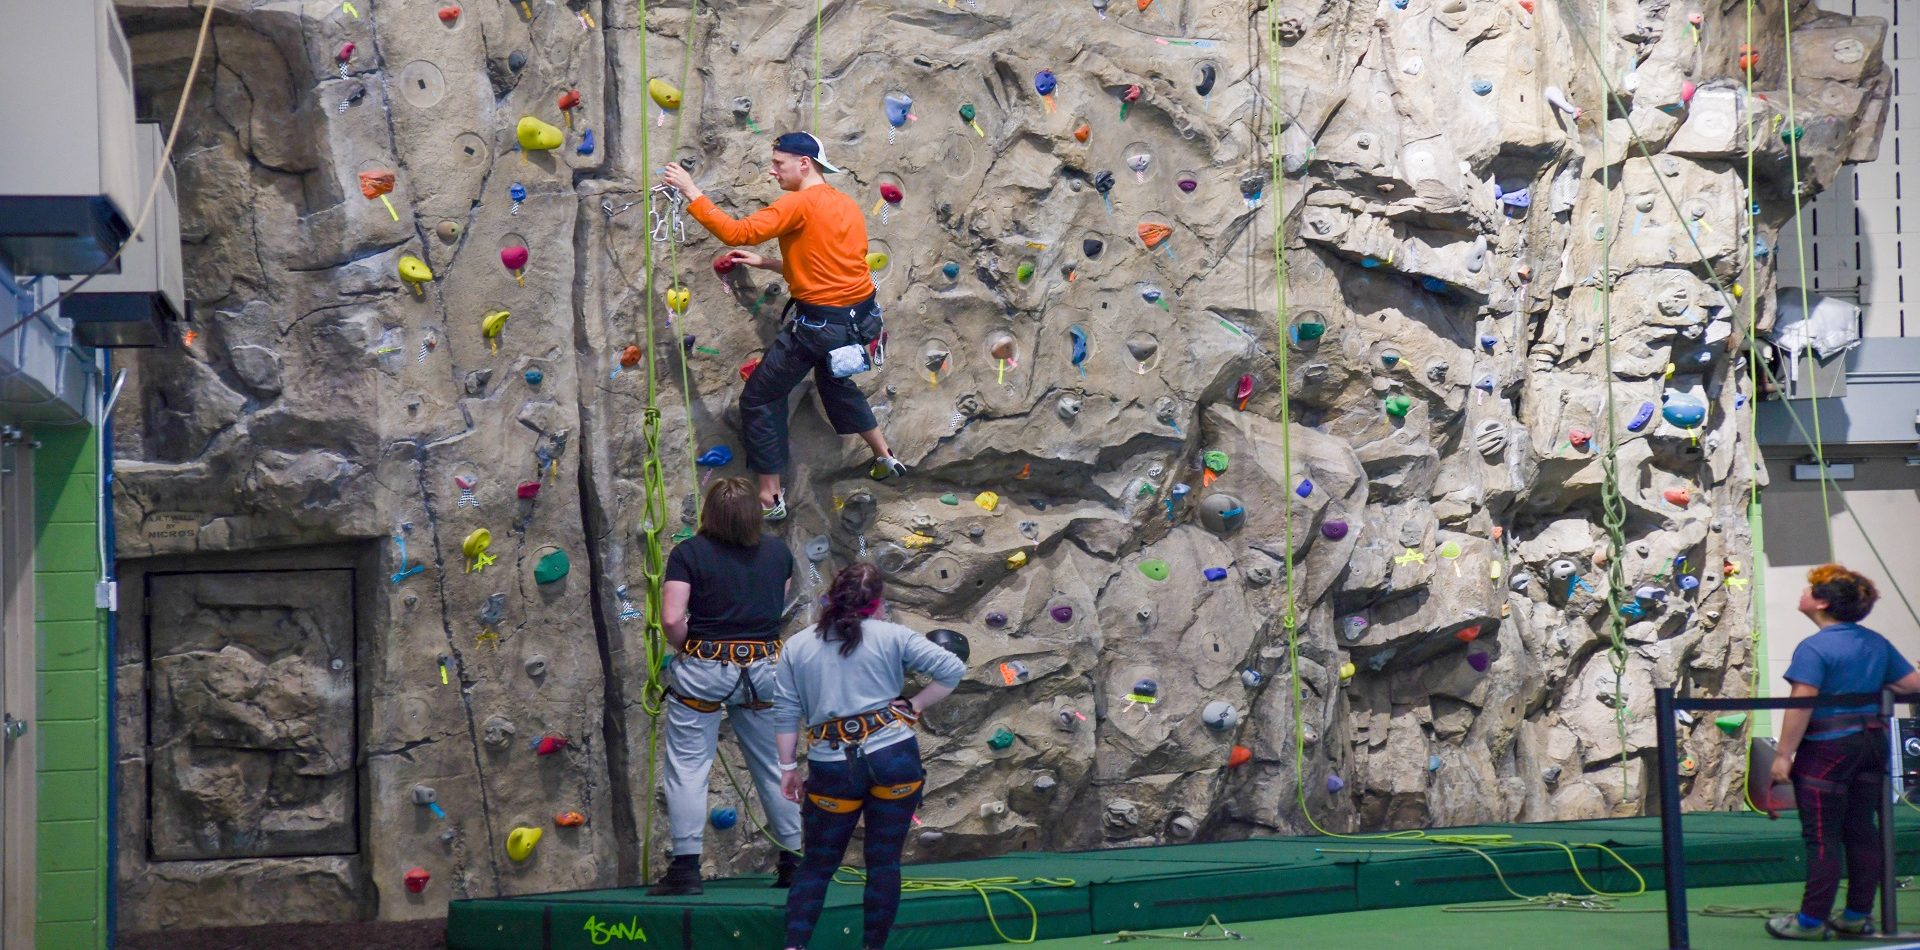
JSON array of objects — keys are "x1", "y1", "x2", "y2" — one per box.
[{"x1": 773, "y1": 619, "x2": 968, "y2": 761}]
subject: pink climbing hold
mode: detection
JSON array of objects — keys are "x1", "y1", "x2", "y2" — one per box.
[
  {"x1": 337, "y1": 42, "x2": 355, "y2": 63},
  {"x1": 1663, "y1": 487, "x2": 1692, "y2": 506},
  {"x1": 1235, "y1": 374, "x2": 1254, "y2": 410},
  {"x1": 1567, "y1": 427, "x2": 1593, "y2": 449},
  {"x1": 1680, "y1": 80, "x2": 1697, "y2": 104},
  {"x1": 879, "y1": 182, "x2": 904, "y2": 205}
]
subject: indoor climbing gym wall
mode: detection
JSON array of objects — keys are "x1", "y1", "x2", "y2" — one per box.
[{"x1": 102, "y1": 0, "x2": 1889, "y2": 930}]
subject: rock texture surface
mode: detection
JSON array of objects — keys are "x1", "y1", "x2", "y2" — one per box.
[{"x1": 108, "y1": 0, "x2": 1887, "y2": 927}]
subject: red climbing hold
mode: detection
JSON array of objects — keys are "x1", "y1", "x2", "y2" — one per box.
[
  {"x1": 404, "y1": 867, "x2": 431, "y2": 893},
  {"x1": 1455, "y1": 625, "x2": 1481, "y2": 643},
  {"x1": 621, "y1": 344, "x2": 642, "y2": 368},
  {"x1": 357, "y1": 169, "x2": 396, "y2": 200},
  {"x1": 1567, "y1": 427, "x2": 1593, "y2": 449},
  {"x1": 1738, "y1": 44, "x2": 1761, "y2": 73},
  {"x1": 1122, "y1": 84, "x2": 1142, "y2": 104},
  {"x1": 1663, "y1": 487, "x2": 1692, "y2": 506},
  {"x1": 534, "y1": 735, "x2": 569, "y2": 756},
  {"x1": 739, "y1": 357, "x2": 761, "y2": 381},
  {"x1": 1229, "y1": 745, "x2": 1252, "y2": 768},
  {"x1": 517, "y1": 481, "x2": 541, "y2": 500},
  {"x1": 713, "y1": 254, "x2": 737, "y2": 275},
  {"x1": 337, "y1": 42, "x2": 355, "y2": 63},
  {"x1": 558, "y1": 89, "x2": 582, "y2": 112},
  {"x1": 879, "y1": 182, "x2": 904, "y2": 204},
  {"x1": 438, "y1": 5, "x2": 460, "y2": 22}
]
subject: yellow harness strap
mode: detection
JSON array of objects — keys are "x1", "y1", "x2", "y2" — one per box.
[
  {"x1": 808, "y1": 792, "x2": 864, "y2": 814},
  {"x1": 869, "y1": 779, "x2": 923, "y2": 801}
]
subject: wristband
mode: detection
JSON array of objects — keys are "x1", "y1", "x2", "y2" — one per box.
[{"x1": 778, "y1": 760, "x2": 799, "y2": 772}]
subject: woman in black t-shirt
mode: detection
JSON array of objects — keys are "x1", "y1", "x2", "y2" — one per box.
[{"x1": 647, "y1": 476, "x2": 802, "y2": 895}]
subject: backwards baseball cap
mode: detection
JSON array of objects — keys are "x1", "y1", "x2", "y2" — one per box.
[{"x1": 772, "y1": 131, "x2": 842, "y2": 173}]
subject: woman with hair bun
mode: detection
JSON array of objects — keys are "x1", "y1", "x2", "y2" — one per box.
[
  {"x1": 1766, "y1": 564, "x2": 1920, "y2": 941},
  {"x1": 771, "y1": 563, "x2": 967, "y2": 950}
]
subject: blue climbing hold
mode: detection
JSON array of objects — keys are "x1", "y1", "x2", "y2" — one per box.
[
  {"x1": 1471, "y1": 79, "x2": 1493, "y2": 96},
  {"x1": 510, "y1": 182, "x2": 527, "y2": 202},
  {"x1": 1295, "y1": 478, "x2": 1313, "y2": 498},
  {"x1": 577, "y1": 128, "x2": 596, "y2": 155},
  {"x1": 1421, "y1": 276, "x2": 1448, "y2": 293},
  {"x1": 1241, "y1": 668, "x2": 1263, "y2": 687},
  {"x1": 884, "y1": 91, "x2": 913, "y2": 129},
  {"x1": 1392, "y1": 0, "x2": 1408, "y2": 8},
  {"x1": 1627, "y1": 401, "x2": 1656, "y2": 432},
  {"x1": 941, "y1": 261, "x2": 961, "y2": 280},
  {"x1": 524, "y1": 369, "x2": 544, "y2": 386},
  {"x1": 1479, "y1": 334, "x2": 1497, "y2": 352},
  {"x1": 1035, "y1": 70, "x2": 1057, "y2": 97},
  {"x1": 696, "y1": 446, "x2": 733, "y2": 467},
  {"x1": 1327, "y1": 774, "x2": 1346, "y2": 792},
  {"x1": 1734, "y1": 394, "x2": 1748, "y2": 409},
  {"x1": 1427, "y1": 755, "x2": 1443, "y2": 773},
  {"x1": 1662, "y1": 395, "x2": 1707, "y2": 428},
  {"x1": 1361, "y1": 256, "x2": 1382, "y2": 269},
  {"x1": 1678, "y1": 575, "x2": 1701, "y2": 591},
  {"x1": 1474, "y1": 374, "x2": 1495, "y2": 393},
  {"x1": 1500, "y1": 188, "x2": 1532, "y2": 209},
  {"x1": 1753, "y1": 237, "x2": 1771, "y2": 259},
  {"x1": 1069, "y1": 325, "x2": 1088, "y2": 369},
  {"x1": 710, "y1": 807, "x2": 738, "y2": 830},
  {"x1": 1619, "y1": 601, "x2": 1646, "y2": 620},
  {"x1": 1205, "y1": 567, "x2": 1228, "y2": 582},
  {"x1": 1169, "y1": 483, "x2": 1191, "y2": 503}
]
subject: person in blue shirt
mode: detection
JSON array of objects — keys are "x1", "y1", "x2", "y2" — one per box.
[{"x1": 1767, "y1": 564, "x2": 1920, "y2": 941}]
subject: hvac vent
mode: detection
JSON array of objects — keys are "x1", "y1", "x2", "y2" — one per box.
[{"x1": 63, "y1": 124, "x2": 184, "y2": 347}]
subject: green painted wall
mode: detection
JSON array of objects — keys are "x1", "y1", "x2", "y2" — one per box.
[{"x1": 31, "y1": 426, "x2": 106, "y2": 949}]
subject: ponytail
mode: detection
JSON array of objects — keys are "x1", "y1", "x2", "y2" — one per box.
[{"x1": 818, "y1": 563, "x2": 884, "y2": 657}]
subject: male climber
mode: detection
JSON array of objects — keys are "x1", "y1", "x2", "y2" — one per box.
[{"x1": 660, "y1": 132, "x2": 906, "y2": 522}]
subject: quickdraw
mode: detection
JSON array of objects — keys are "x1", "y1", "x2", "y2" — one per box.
[{"x1": 648, "y1": 184, "x2": 690, "y2": 244}]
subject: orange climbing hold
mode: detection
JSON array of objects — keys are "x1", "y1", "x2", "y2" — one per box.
[
  {"x1": 739, "y1": 357, "x2": 761, "y2": 381},
  {"x1": 358, "y1": 169, "x2": 395, "y2": 199},
  {"x1": 1663, "y1": 487, "x2": 1692, "y2": 506},
  {"x1": 1137, "y1": 0, "x2": 1153, "y2": 9},
  {"x1": 1738, "y1": 44, "x2": 1760, "y2": 73},
  {"x1": 437, "y1": 5, "x2": 460, "y2": 22},
  {"x1": 1229, "y1": 745, "x2": 1252, "y2": 768},
  {"x1": 558, "y1": 89, "x2": 582, "y2": 112},
  {"x1": 1073, "y1": 123, "x2": 1090, "y2": 143},
  {"x1": 1137, "y1": 222, "x2": 1172, "y2": 249},
  {"x1": 620, "y1": 344, "x2": 642, "y2": 368},
  {"x1": 1455, "y1": 625, "x2": 1481, "y2": 643},
  {"x1": 554, "y1": 811, "x2": 586, "y2": 827}
]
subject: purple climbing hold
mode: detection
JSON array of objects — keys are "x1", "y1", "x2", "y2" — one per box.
[
  {"x1": 1320, "y1": 519, "x2": 1349, "y2": 540},
  {"x1": 1050, "y1": 605, "x2": 1074, "y2": 623},
  {"x1": 1326, "y1": 775, "x2": 1346, "y2": 793},
  {"x1": 985, "y1": 611, "x2": 1009, "y2": 628},
  {"x1": 1467, "y1": 652, "x2": 1490, "y2": 673},
  {"x1": 1295, "y1": 478, "x2": 1313, "y2": 498},
  {"x1": 1204, "y1": 567, "x2": 1228, "y2": 582},
  {"x1": 1627, "y1": 401, "x2": 1656, "y2": 432},
  {"x1": 1499, "y1": 188, "x2": 1531, "y2": 209}
]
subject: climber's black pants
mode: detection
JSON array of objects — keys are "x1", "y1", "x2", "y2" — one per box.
[
  {"x1": 784, "y1": 736, "x2": 922, "y2": 949},
  {"x1": 1792, "y1": 728, "x2": 1887, "y2": 922},
  {"x1": 740, "y1": 296, "x2": 881, "y2": 476}
]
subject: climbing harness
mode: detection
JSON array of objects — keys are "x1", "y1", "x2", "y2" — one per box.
[
  {"x1": 806, "y1": 704, "x2": 917, "y2": 748},
  {"x1": 665, "y1": 639, "x2": 782, "y2": 713}
]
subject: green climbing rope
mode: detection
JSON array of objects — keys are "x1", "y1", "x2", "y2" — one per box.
[
  {"x1": 1740, "y1": 0, "x2": 1769, "y2": 813},
  {"x1": 1778, "y1": 0, "x2": 1835, "y2": 555}
]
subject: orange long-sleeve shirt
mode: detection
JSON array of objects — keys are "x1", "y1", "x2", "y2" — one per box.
[{"x1": 687, "y1": 184, "x2": 872, "y2": 307}]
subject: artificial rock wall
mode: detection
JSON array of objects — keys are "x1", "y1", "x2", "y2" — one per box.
[{"x1": 107, "y1": 0, "x2": 1886, "y2": 929}]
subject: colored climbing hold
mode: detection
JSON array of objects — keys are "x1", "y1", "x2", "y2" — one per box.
[
  {"x1": 358, "y1": 169, "x2": 396, "y2": 201},
  {"x1": 1138, "y1": 221, "x2": 1172, "y2": 250},
  {"x1": 481, "y1": 310, "x2": 510, "y2": 353},
  {"x1": 1438, "y1": 540, "x2": 1462, "y2": 560},
  {"x1": 1202, "y1": 700, "x2": 1239, "y2": 730},
  {"x1": 1567, "y1": 427, "x2": 1593, "y2": 449},
  {"x1": 958, "y1": 102, "x2": 984, "y2": 137},
  {"x1": 1127, "y1": 679, "x2": 1159, "y2": 703},
  {"x1": 696, "y1": 446, "x2": 732, "y2": 467},
  {"x1": 1620, "y1": 602, "x2": 1647, "y2": 620},
  {"x1": 1229, "y1": 745, "x2": 1252, "y2": 768},
  {"x1": 984, "y1": 611, "x2": 1009, "y2": 628},
  {"x1": 534, "y1": 548, "x2": 571, "y2": 584},
  {"x1": 1321, "y1": 519, "x2": 1349, "y2": 540},
  {"x1": 1204, "y1": 567, "x2": 1228, "y2": 582},
  {"x1": 1177, "y1": 174, "x2": 1198, "y2": 193},
  {"x1": 1662, "y1": 395, "x2": 1707, "y2": 428},
  {"x1": 1140, "y1": 286, "x2": 1167, "y2": 310},
  {"x1": 1738, "y1": 44, "x2": 1760, "y2": 73},
  {"x1": 1139, "y1": 559, "x2": 1170, "y2": 581},
  {"x1": 1714, "y1": 713, "x2": 1747, "y2": 736},
  {"x1": 1428, "y1": 755, "x2": 1444, "y2": 773},
  {"x1": 883, "y1": 91, "x2": 914, "y2": 129},
  {"x1": 533, "y1": 734, "x2": 570, "y2": 755},
  {"x1": 405, "y1": 867, "x2": 431, "y2": 893},
  {"x1": 1234, "y1": 374, "x2": 1254, "y2": 410},
  {"x1": 1203, "y1": 450, "x2": 1230, "y2": 474},
  {"x1": 557, "y1": 88, "x2": 581, "y2": 114},
  {"x1": 1780, "y1": 124, "x2": 1805, "y2": 143},
  {"x1": 865, "y1": 252, "x2": 889, "y2": 272},
  {"x1": 1016, "y1": 261, "x2": 1035, "y2": 282},
  {"x1": 620, "y1": 344, "x2": 642, "y2": 368},
  {"x1": 1455, "y1": 625, "x2": 1480, "y2": 643},
  {"x1": 1326, "y1": 775, "x2": 1346, "y2": 793},
  {"x1": 879, "y1": 182, "x2": 904, "y2": 205},
  {"x1": 1678, "y1": 575, "x2": 1700, "y2": 592},
  {"x1": 927, "y1": 628, "x2": 970, "y2": 662},
  {"x1": 1049, "y1": 605, "x2": 1074, "y2": 624},
  {"x1": 1467, "y1": 652, "x2": 1490, "y2": 673},
  {"x1": 1383, "y1": 394, "x2": 1413, "y2": 417},
  {"x1": 1664, "y1": 487, "x2": 1692, "y2": 506},
  {"x1": 516, "y1": 116, "x2": 564, "y2": 152},
  {"x1": 1005, "y1": 550, "x2": 1028, "y2": 570},
  {"x1": 1289, "y1": 319, "x2": 1325, "y2": 344},
  {"x1": 1083, "y1": 238, "x2": 1104, "y2": 259},
  {"x1": 648, "y1": 78, "x2": 683, "y2": 111},
  {"x1": 1380, "y1": 349, "x2": 1400, "y2": 367},
  {"x1": 941, "y1": 261, "x2": 961, "y2": 280},
  {"x1": 1195, "y1": 64, "x2": 1216, "y2": 97},
  {"x1": 665, "y1": 287, "x2": 691, "y2": 312},
  {"x1": 397, "y1": 255, "x2": 434, "y2": 289},
  {"x1": 988, "y1": 727, "x2": 1016, "y2": 750},
  {"x1": 1338, "y1": 662, "x2": 1356, "y2": 680},
  {"x1": 506, "y1": 826, "x2": 543, "y2": 861},
  {"x1": 738, "y1": 357, "x2": 760, "y2": 380},
  {"x1": 577, "y1": 129, "x2": 596, "y2": 155},
  {"x1": 1628, "y1": 401, "x2": 1656, "y2": 432},
  {"x1": 710, "y1": 807, "x2": 738, "y2": 830},
  {"x1": 1295, "y1": 479, "x2": 1313, "y2": 498},
  {"x1": 462, "y1": 528, "x2": 493, "y2": 568},
  {"x1": 517, "y1": 481, "x2": 541, "y2": 500},
  {"x1": 1471, "y1": 79, "x2": 1493, "y2": 96},
  {"x1": 338, "y1": 42, "x2": 355, "y2": 63},
  {"x1": 502, "y1": 246, "x2": 530, "y2": 285}
]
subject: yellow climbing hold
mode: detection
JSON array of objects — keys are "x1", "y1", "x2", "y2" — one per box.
[
  {"x1": 481, "y1": 309, "x2": 511, "y2": 354},
  {"x1": 462, "y1": 528, "x2": 492, "y2": 570},
  {"x1": 1339, "y1": 662, "x2": 1357, "y2": 680},
  {"x1": 1005, "y1": 550, "x2": 1028, "y2": 570},
  {"x1": 665, "y1": 287, "x2": 690, "y2": 313},
  {"x1": 516, "y1": 116, "x2": 564, "y2": 152},
  {"x1": 1731, "y1": 282, "x2": 1744, "y2": 299},
  {"x1": 648, "y1": 78, "x2": 683, "y2": 111},
  {"x1": 901, "y1": 532, "x2": 935, "y2": 549},
  {"x1": 506, "y1": 826, "x2": 543, "y2": 861},
  {"x1": 866, "y1": 251, "x2": 890, "y2": 271},
  {"x1": 397, "y1": 255, "x2": 434, "y2": 287},
  {"x1": 974, "y1": 491, "x2": 1000, "y2": 512}
]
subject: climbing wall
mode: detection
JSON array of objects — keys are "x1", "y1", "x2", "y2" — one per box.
[{"x1": 104, "y1": 0, "x2": 1888, "y2": 928}]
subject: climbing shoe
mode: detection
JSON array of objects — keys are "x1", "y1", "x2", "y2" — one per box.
[
  {"x1": 647, "y1": 854, "x2": 703, "y2": 897},
  {"x1": 1829, "y1": 911, "x2": 1875, "y2": 936},
  {"x1": 1764, "y1": 913, "x2": 1829, "y2": 941},
  {"x1": 868, "y1": 455, "x2": 909, "y2": 480},
  {"x1": 772, "y1": 851, "x2": 799, "y2": 889},
  {"x1": 762, "y1": 492, "x2": 788, "y2": 522}
]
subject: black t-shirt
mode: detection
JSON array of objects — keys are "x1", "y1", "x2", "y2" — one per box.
[{"x1": 664, "y1": 534, "x2": 793, "y2": 641}]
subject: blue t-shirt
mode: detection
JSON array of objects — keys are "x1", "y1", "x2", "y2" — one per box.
[{"x1": 1783, "y1": 622, "x2": 1916, "y2": 739}]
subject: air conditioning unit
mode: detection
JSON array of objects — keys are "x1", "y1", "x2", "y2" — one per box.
[
  {"x1": 0, "y1": 0, "x2": 140, "y2": 276},
  {"x1": 63, "y1": 124, "x2": 184, "y2": 347}
]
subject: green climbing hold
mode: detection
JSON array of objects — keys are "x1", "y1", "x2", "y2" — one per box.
[
  {"x1": 1780, "y1": 125, "x2": 1804, "y2": 143},
  {"x1": 1714, "y1": 713, "x2": 1748, "y2": 736},
  {"x1": 959, "y1": 103, "x2": 977, "y2": 122},
  {"x1": 1384, "y1": 394, "x2": 1413, "y2": 417},
  {"x1": 1016, "y1": 262, "x2": 1035, "y2": 282},
  {"x1": 987, "y1": 727, "x2": 1016, "y2": 750},
  {"x1": 1203, "y1": 450, "x2": 1229, "y2": 474},
  {"x1": 1290, "y1": 320, "x2": 1326, "y2": 343},
  {"x1": 940, "y1": 492, "x2": 960, "y2": 506},
  {"x1": 1140, "y1": 559, "x2": 1170, "y2": 581},
  {"x1": 534, "y1": 548, "x2": 571, "y2": 584}
]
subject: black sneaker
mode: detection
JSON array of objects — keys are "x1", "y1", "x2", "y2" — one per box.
[
  {"x1": 647, "y1": 855, "x2": 703, "y2": 896},
  {"x1": 772, "y1": 851, "x2": 799, "y2": 889}
]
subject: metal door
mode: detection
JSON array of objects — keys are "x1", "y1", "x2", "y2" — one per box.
[{"x1": 0, "y1": 436, "x2": 37, "y2": 949}]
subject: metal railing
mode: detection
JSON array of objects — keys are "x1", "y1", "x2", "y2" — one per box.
[{"x1": 1654, "y1": 687, "x2": 1920, "y2": 948}]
